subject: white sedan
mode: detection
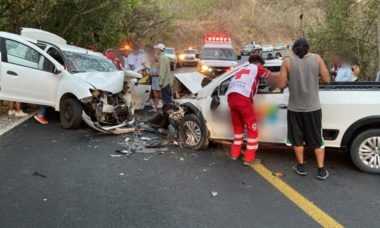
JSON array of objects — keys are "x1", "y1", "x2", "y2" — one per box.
[{"x1": 0, "y1": 28, "x2": 144, "y2": 133}]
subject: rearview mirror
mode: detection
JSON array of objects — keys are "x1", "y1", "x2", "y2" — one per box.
[{"x1": 237, "y1": 55, "x2": 242, "y2": 60}]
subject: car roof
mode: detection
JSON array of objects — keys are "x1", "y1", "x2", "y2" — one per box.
[{"x1": 0, "y1": 31, "x2": 38, "y2": 44}]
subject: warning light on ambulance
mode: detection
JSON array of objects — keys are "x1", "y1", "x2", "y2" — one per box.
[{"x1": 205, "y1": 34, "x2": 231, "y2": 43}]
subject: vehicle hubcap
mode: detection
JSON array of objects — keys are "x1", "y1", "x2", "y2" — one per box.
[
  {"x1": 64, "y1": 105, "x2": 73, "y2": 121},
  {"x1": 359, "y1": 136, "x2": 380, "y2": 169},
  {"x1": 184, "y1": 121, "x2": 201, "y2": 147}
]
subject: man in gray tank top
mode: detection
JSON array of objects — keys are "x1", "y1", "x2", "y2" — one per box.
[{"x1": 278, "y1": 38, "x2": 331, "y2": 180}]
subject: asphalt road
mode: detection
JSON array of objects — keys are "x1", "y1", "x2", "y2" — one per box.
[{"x1": 0, "y1": 63, "x2": 379, "y2": 228}]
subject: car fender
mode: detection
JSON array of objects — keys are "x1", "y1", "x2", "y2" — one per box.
[
  {"x1": 179, "y1": 102, "x2": 206, "y2": 124},
  {"x1": 55, "y1": 73, "x2": 93, "y2": 111},
  {"x1": 341, "y1": 115, "x2": 380, "y2": 149}
]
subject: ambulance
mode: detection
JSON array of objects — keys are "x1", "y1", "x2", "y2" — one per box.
[{"x1": 197, "y1": 33, "x2": 240, "y2": 78}]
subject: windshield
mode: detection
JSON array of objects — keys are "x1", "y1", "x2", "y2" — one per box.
[
  {"x1": 243, "y1": 45, "x2": 253, "y2": 50},
  {"x1": 184, "y1": 49, "x2": 196, "y2": 54},
  {"x1": 200, "y1": 48, "x2": 236, "y2": 61},
  {"x1": 165, "y1": 49, "x2": 175, "y2": 55},
  {"x1": 64, "y1": 51, "x2": 116, "y2": 73}
]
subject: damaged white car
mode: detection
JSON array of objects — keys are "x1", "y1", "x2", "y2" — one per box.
[
  {"x1": 171, "y1": 59, "x2": 380, "y2": 174},
  {"x1": 0, "y1": 28, "x2": 141, "y2": 133}
]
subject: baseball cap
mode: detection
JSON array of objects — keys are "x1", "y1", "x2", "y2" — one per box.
[{"x1": 154, "y1": 43, "x2": 165, "y2": 50}]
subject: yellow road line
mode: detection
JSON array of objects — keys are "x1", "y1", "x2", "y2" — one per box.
[{"x1": 250, "y1": 163, "x2": 344, "y2": 228}]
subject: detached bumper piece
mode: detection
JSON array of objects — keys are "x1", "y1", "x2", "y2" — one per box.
[{"x1": 82, "y1": 112, "x2": 135, "y2": 134}]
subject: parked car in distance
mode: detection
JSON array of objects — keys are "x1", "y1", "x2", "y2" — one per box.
[
  {"x1": 179, "y1": 48, "x2": 198, "y2": 66},
  {"x1": 241, "y1": 44, "x2": 254, "y2": 56},
  {"x1": 261, "y1": 44, "x2": 274, "y2": 52},
  {"x1": 164, "y1": 47, "x2": 179, "y2": 70},
  {"x1": 274, "y1": 43, "x2": 287, "y2": 51}
]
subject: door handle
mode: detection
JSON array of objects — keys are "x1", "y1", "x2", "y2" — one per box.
[
  {"x1": 7, "y1": 71, "x2": 18, "y2": 76},
  {"x1": 278, "y1": 104, "x2": 287, "y2": 109},
  {"x1": 145, "y1": 90, "x2": 150, "y2": 93}
]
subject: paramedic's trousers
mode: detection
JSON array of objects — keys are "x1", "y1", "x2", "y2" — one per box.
[{"x1": 227, "y1": 93, "x2": 259, "y2": 162}]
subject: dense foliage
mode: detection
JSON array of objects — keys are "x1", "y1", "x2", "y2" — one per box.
[{"x1": 0, "y1": 0, "x2": 379, "y2": 79}]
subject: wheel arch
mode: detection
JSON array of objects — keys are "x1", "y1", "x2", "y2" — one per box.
[
  {"x1": 57, "y1": 93, "x2": 79, "y2": 111},
  {"x1": 180, "y1": 102, "x2": 209, "y2": 137},
  {"x1": 341, "y1": 116, "x2": 380, "y2": 149}
]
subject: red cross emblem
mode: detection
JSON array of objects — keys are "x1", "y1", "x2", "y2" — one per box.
[{"x1": 235, "y1": 69, "x2": 251, "y2": 79}]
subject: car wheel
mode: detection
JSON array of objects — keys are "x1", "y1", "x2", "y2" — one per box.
[
  {"x1": 60, "y1": 97, "x2": 83, "y2": 129},
  {"x1": 350, "y1": 129, "x2": 380, "y2": 174},
  {"x1": 179, "y1": 114, "x2": 209, "y2": 150}
]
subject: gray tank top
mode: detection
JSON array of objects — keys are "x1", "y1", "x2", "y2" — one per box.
[{"x1": 288, "y1": 53, "x2": 321, "y2": 112}]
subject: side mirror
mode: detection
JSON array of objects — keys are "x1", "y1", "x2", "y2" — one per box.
[
  {"x1": 195, "y1": 54, "x2": 200, "y2": 59},
  {"x1": 210, "y1": 95, "x2": 220, "y2": 111},
  {"x1": 54, "y1": 67, "x2": 62, "y2": 75},
  {"x1": 237, "y1": 55, "x2": 242, "y2": 60}
]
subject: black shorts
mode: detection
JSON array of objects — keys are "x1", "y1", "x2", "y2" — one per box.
[{"x1": 286, "y1": 109, "x2": 325, "y2": 149}]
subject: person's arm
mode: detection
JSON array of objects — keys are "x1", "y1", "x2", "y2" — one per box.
[
  {"x1": 317, "y1": 55, "x2": 331, "y2": 84},
  {"x1": 277, "y1": 58, "x2": 290, "y2": 89},
  {"x1": 352, "y1": 65, "x2": 360, "y2": 77},
  {"x1": 159, "y1": 55, "x2": 165, "y2": 86}
]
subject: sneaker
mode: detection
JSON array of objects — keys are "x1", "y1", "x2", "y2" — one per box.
[
  {"x1": 293, "y1": 164, "x2": 307, "y2": 176},
  {"x1": 8, "y1": 110, "x2": 16, "y2": 116},
  {"x1": 231, "y1": 156, "x2": 239, "y2": 161},
  {"x1": 15, "y1": 110, "x2": 28, "y2": 117},
  {"x1": 34, "y1": 114, "x2": 48, "y2": 124},
  {"x1": 243, "y1": 159, "x2": 261, "y2": 166},
  {"x1": 316, "y1": 167, "x2": 329, "y2": 180}
]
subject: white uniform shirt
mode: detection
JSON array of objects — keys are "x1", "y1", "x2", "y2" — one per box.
[
  {"x1": 226, "y1": 64, "x2": 259, "y2": 98},
  {"x1": 127, "y1": 52, "x2": 145, "y2": 70}
]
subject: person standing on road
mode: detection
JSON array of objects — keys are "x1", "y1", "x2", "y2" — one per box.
[
  {"x1": 278, "y1": 38, "x2": 331, "y2": 180},
  {"x1": 145, "y1": 45, "x2": 161, "y2": 112},
  {"x1": 154, "y1": 43, "x2": 172, "y2": 107},
  {"x1": 8, "y1": 101, "x2": 28, "y2": 117},
  {"x1": 226, "y1": 54, "x2": 273, "y2": 166},
  {"x1": 127, "y1": 43, "x2": 145, "y2": 71}
]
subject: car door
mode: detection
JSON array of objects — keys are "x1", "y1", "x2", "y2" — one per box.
[
  {"x1": 209, "y1": 70, "x2": 288, "y2": 143},
  {"x1": 131, "y1": 73, "x2": 151, "y2": 110},
  {"x1": 0, "y1": 38, "x2": 61, "y2": 106}
]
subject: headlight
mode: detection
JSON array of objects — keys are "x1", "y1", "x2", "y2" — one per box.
[
  {"x1": 179, "y1": 54, "x2": 185, "y2": 60},
  {"x1": 201, "y1": 65, "x2": 209, "y2": 72}
]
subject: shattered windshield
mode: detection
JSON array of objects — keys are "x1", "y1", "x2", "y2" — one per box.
[
  {"x1": 200, "y1": 48, "x2": 236, "y2": 61},
  {"x1": 64, "y1": 51, "x2": 117, "y2": 73}
]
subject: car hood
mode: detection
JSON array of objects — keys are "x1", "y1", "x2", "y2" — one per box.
[
  {"x1": 174, "y1": 72, "x2": 206, "y2": 94},
  {"x1": 75, "y1": 71, "x2": 124, "y2": 94},
  {"x1": 199, "y1": 60, "x2": 238, "y2": 67}
]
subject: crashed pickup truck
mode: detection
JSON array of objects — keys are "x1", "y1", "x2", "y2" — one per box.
[
  {"x1": 0, "y1": 28, "x2": 142, "y2": 133},
  {"x1": 171, "y1": 59, "x2": 380, "y2": 174}
]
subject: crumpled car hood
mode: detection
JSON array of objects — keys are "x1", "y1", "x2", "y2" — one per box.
[
  {"x1": 199, "y1": 60, "x2": 238, "y2": 67},
  {"x1": 75, "y1": 71, "x2": 124, "y2": 94},
  {"x1": 174, "y1": 72, "x2": 206, "y2": 94}
]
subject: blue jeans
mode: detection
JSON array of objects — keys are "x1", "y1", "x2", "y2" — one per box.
[
  {"x1": 37, "y1": 106, "x2": 47, "y2": 116},
  {"x1": 161, "y1": 85, "x2": 172, "y2": 106}
]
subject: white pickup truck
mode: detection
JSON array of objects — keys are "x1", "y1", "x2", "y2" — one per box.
[{"x1": 172, "y1": 60, "x2": 380, "y2": 174}]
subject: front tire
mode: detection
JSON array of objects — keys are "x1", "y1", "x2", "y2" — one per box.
[
  {"x1": 179, "y1": 114, "x2": 208, "y2": 150},
  {"x1": 60, "y1": 97, "x2": 83, "y2": 129},
  {"x1": 350, "y1": 129, "x2": 380, "y2": 174}
]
